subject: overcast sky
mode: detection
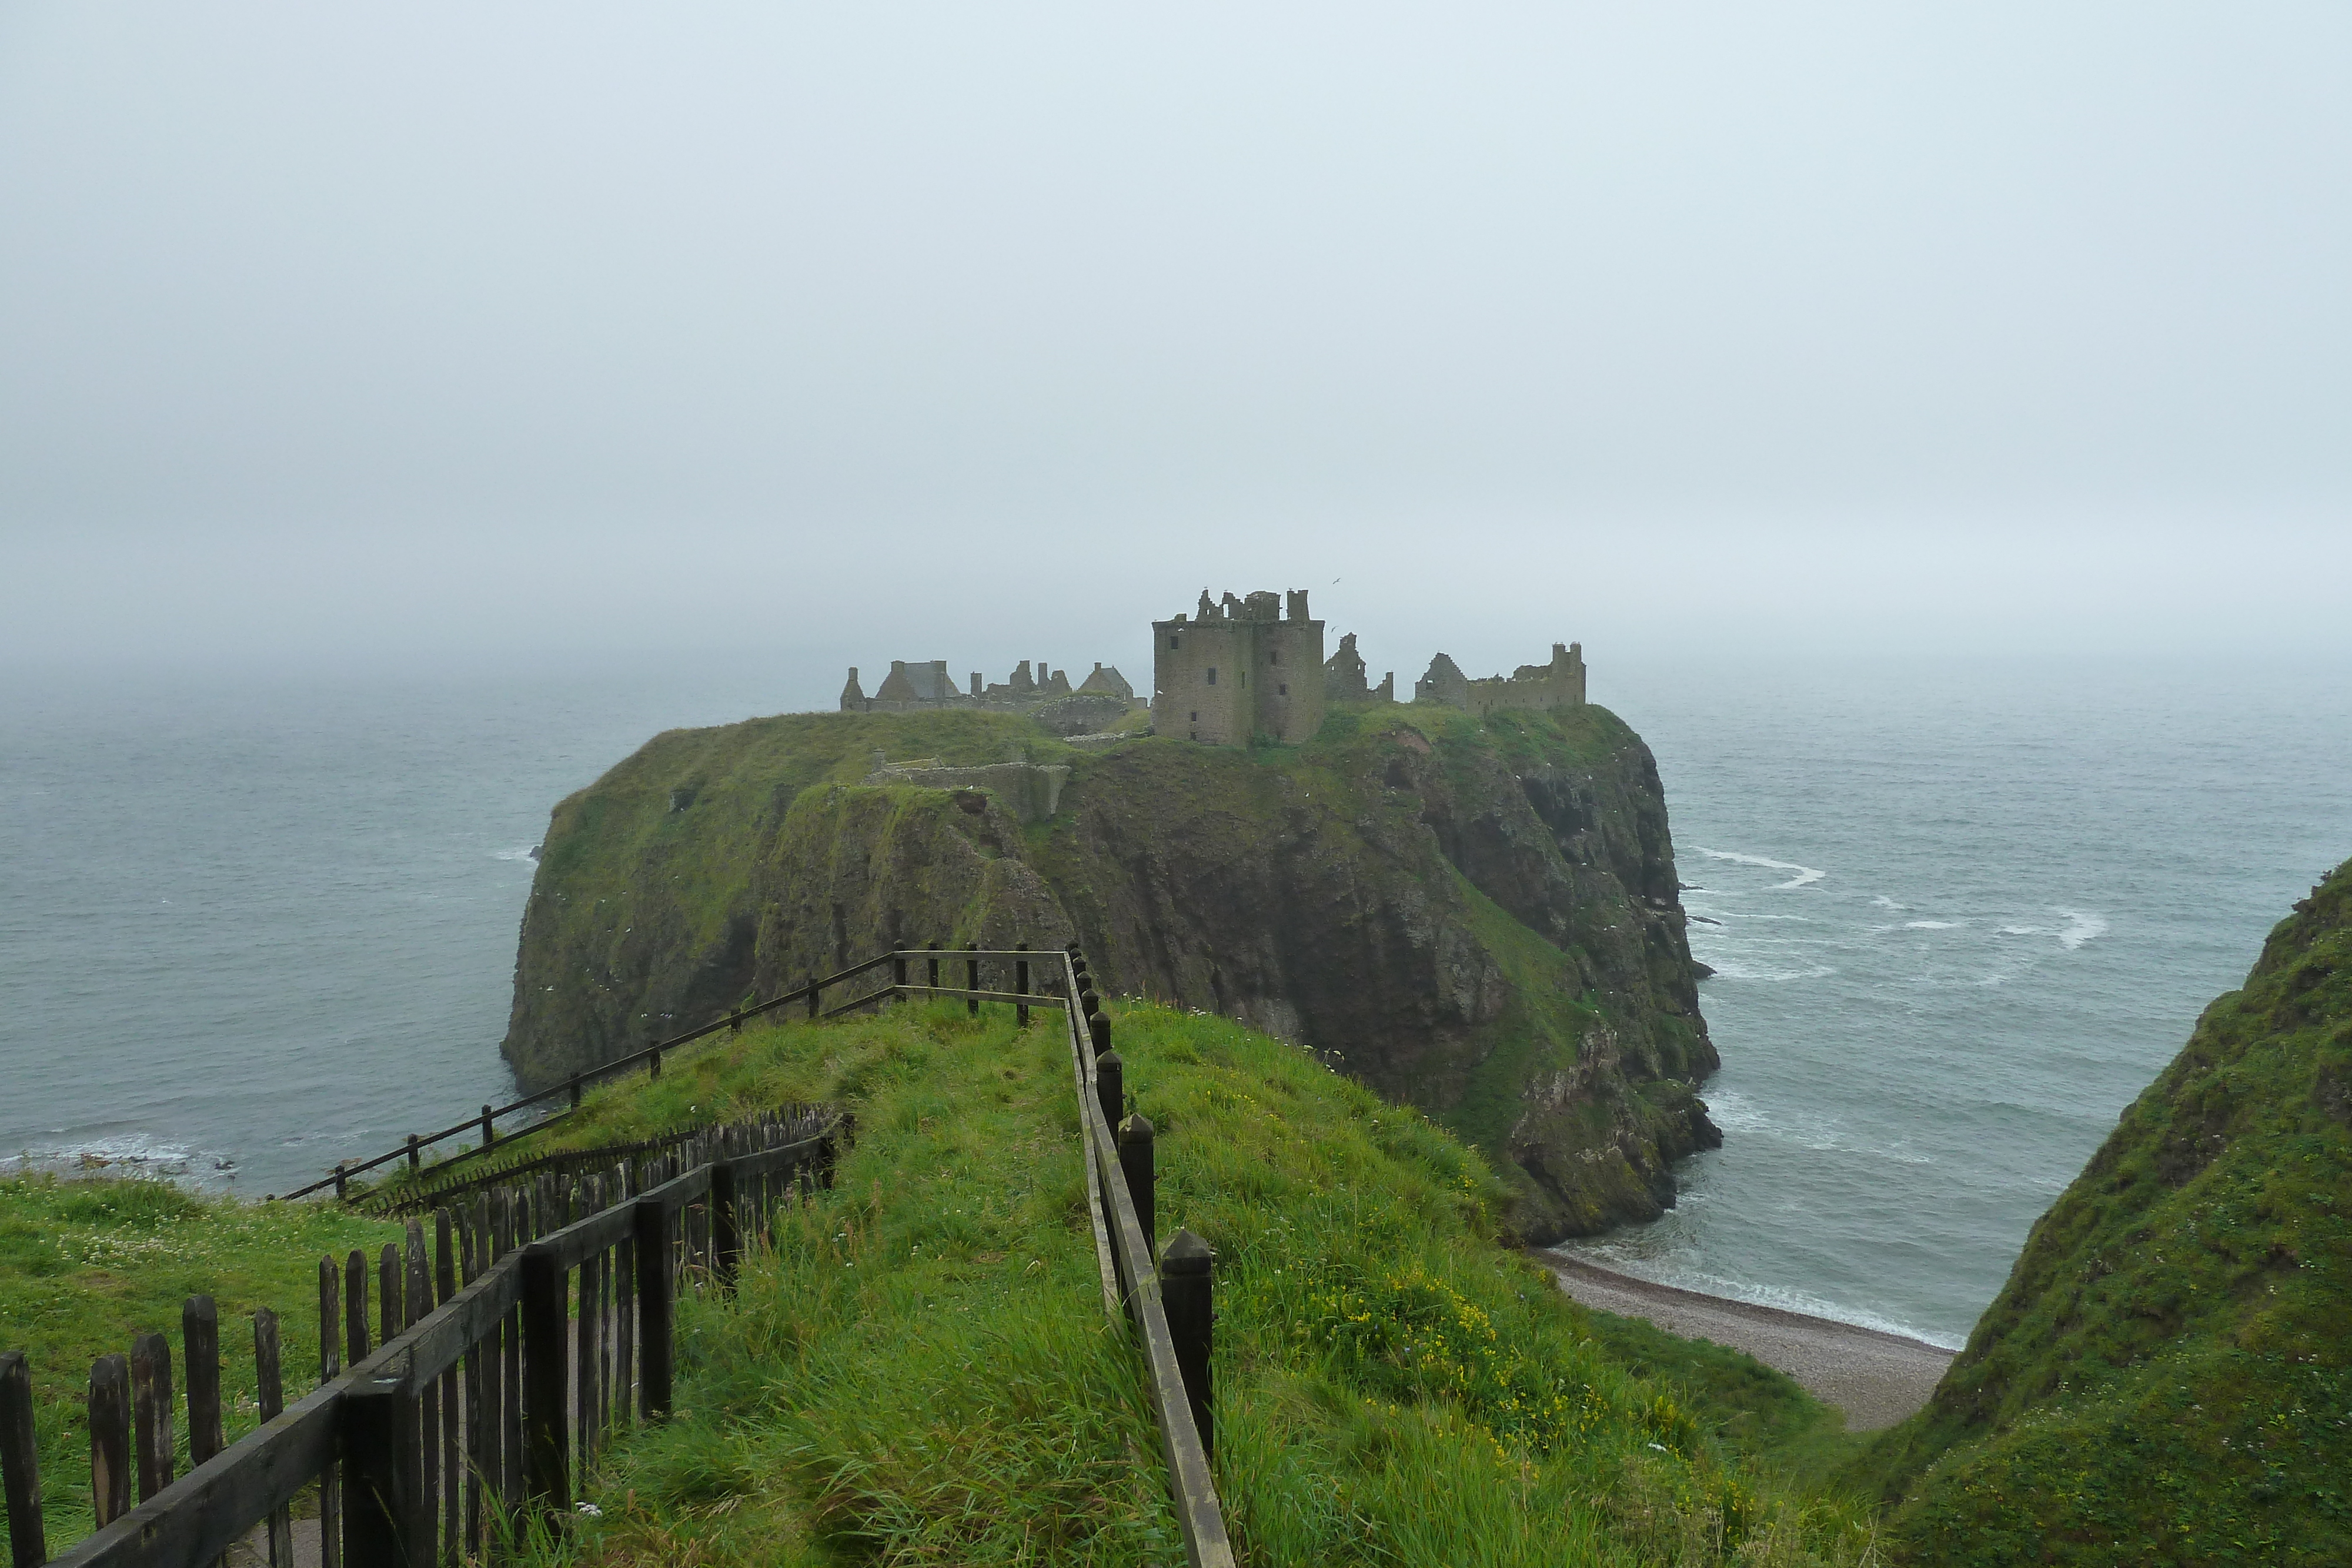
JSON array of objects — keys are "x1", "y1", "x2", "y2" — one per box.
[{"x1": 4, "y1": 2, "x2": 2347, "y2": 688}]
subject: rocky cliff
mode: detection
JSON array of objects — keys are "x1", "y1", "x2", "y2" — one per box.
[
  {"x1": 1863, "y1": 856, "x2": 2352, "y2": 1564},
  {"x1": 503, "y1": 701, "x2": 1718, "y2": 1240}
]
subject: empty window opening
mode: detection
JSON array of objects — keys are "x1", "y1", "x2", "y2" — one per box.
[
  {"x1": 1278, "y1": 683, "x2": 1288, "y2": 696},
  {"x1": 1206, "y1": 668, "x2": 1217, "y2": 685},
  {"x1": 1271, "y1": 649, "x2": 1281, "y2": 664},
  {"x1": 1189, "y1": 711, "x2": 1198, "y2": 722},
  {"x1": 1170, "y1": 635, "x2": 1180, "y2": 650}
]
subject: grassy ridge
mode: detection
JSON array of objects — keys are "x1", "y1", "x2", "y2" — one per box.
[
  {"x1": 1859, "y1": 857, "x2": 2352, "y2": 1563},
  {"x1": 526, "y1": 997, "x2": 1866, "y2": 1566},
  {"x1": 0, "y1": 1176, "x2": 399, "y2": 1546}
]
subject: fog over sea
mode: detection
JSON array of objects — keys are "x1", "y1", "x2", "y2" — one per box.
[{"x1": 5, "y1": 653, "x2": 2348, "y2": 1348}]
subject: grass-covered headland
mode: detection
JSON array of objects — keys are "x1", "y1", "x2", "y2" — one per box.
[{"x1": 474, "y1": 994, "x2": 1868, "y2": 1566}]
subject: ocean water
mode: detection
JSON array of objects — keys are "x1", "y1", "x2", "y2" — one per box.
[
  {"x1": 4, "y1": 654, "x2": 2348, "y2": 1347},
  {"x1": 1553, "y1": 658, "x2": 2352, "y2": 1347},
  {"x1": 0, "y1": 661, "x2": 794, "y2": 1196}
]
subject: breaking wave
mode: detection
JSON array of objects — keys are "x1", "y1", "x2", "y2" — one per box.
[{"x1": 1692, "y1": 847, "x2": 1826, "y2": 890}]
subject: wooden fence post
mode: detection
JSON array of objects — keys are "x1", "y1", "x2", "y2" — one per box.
[
  {"x1": 712, "y1": 1163, "x2": 740, "y2": 1289},
  {"x1": 1095, "y1": 1052, "x2": 1123, "y2": 1139},
  {"x1": 1, "y1": 1351, "x2": 44, "y2": 1568},
  {"x1": 319, "y1": 1258, "x2": 343, "y2": 1568},
  {"x1": 129, "y1": 1330, "x2": 174, "y2": 1502},
  {"x1": 519, "y1": 1243, "x2": 569, "y2": 1515},
  {"x1": 632, "y1": 1199, "x2": 674, "y2": 1419},
  {"x1": 567, "y1": 1074, "x2": 583, "y2": 1110},
  {"x1": 1015, "y1": 942, "x2": 1031, "y2": 1028},
  {"x1": 88, "y1": 1353, "x2": 130, "y2": 1529},
  {"x1": 1089, "y1": 1011, "x2": 1112, "y2": 1059},
  {"x1": 893, "y1": 952, "x2": 907, "y2": 987},
  {"x1": 345, "y1": 1251, "x2": 370, "y2": 1369},
  {"x1": 435, "y1": 1212, "x2": 458, "y2": 1565},
  {"x1": 1117, "y1": 1114, "x2": 1156, "y2": 1262},
  {"x1": 255, "y1": 1308, "x2": 294, "y2": 1568},
  {"x1": 806, "y1": 975, "x2": 819, "y2": 1021},
  {"x1": 1160, "y1": 1230, "x2": 1216, "y2": 1463},
  {"x1": 406, "y1": 1135, "x2": 420, "y2": 1172},
  {"x1": 377, "y1": 1245, "x2": 400, "y2": 1348},
  {"x1": 481, "y1": 1104, "x2": 496, "y2": 1147},
  {"x1": 184, "y1": 1294, "x2": 222, "y2": 1472},
  {"x1": 965, "y1": 946, "x2": 980, "y2": 1017},
  {"x1": 927, "y1": 942, "x2": 940, "y2": 990},
  {"x1": 342, "y1": 1354, "x2": 417, "y2": 1568},
  {"x1": 1080, "y1": 987, "x2": 1100, "y2": 1019}
]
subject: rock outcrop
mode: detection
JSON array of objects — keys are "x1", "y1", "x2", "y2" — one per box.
[{"x1": 503, "y1": 702, "x2": 1718, "y2": 1241}]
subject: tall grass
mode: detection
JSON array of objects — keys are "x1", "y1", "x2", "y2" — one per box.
[{"x1": 539, "y1": 999, "x2": 1875, "y2": 1566}]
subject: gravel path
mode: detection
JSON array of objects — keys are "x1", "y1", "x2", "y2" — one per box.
[{"x1": 1538, "y1": 1253, "x2": 1956, "y2": 1432}]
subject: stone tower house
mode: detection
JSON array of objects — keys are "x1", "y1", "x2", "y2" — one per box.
[{"x1": 1152, "y1": 589, "x2": 1325, "y2": 745}]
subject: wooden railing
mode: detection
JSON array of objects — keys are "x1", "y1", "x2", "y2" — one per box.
[
  {"x1": 282, "y1": 944, "x2": 1050, "y2": 1202},
  {"x1": 1056, "y1": 943, "x2": 1234, "y2": 1568},
  {"x1": 6, "y1": 942, "x2": 1232, "y2": 1567},
  {"x1": 5, "y1": 1115, "x2": 843, "y2": 1568}
]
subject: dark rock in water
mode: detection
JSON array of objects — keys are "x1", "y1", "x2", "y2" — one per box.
[
  {"x1": 502, "y1": 704, "x2": 1719, "y2": 1242},
  {"x1": 1690, "y1": 959, "x2": 1716, "y2": 978},
  {"x1": 529, "y1": 843, "x2": 542, "y2": 860}
]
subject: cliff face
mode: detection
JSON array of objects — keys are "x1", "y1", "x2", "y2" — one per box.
[
  {"x1": 1866, "y1": 857, "x2": 2352, "y2": 1565},
  {"x1": 504, "y1": 703, "x2": 1717, "y2": 1241}
]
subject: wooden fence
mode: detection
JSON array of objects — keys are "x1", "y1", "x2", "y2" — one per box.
[
  {"x1": 5, "y1": 942, "x2": 1231, "y2": 1567},
  {"x1": 1, "y1": 1114, "x2": 844, "y2": 1568}
]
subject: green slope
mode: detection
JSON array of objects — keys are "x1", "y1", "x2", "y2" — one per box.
[
  {"x1": 513, "y1": 995, "x2": 1867, "y2": 1566},
  {"x1": 1863, "y1": 858, "x2": 2352, "y2": 1564}
]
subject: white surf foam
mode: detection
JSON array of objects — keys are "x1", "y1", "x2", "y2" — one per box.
[
  {"x1": 1902, "y1": 920, "x2": 1962, "y2": 930},
  {"x1": 1546, "y1": 1246, "x2": 1963, "y2": 1349},
  {"x1": 3, "y1": 1134, "x2": 225, "y2": 1181},
  {"x1": 1692, "y1": 847, "x2": 1826, "y2": 890},
  {"x1": 1699, "y1": 955, "x2": 1838, "y2": 982},
  {"x1": 492, "y1": 845, "x2": 539, "y2": 864},
  {"x1": 2054, "y1": 908, "x2": 2108, "y2": 950},
  {"x1": 1869, "y1": 894, "x2": 1906, "y2": 911}
]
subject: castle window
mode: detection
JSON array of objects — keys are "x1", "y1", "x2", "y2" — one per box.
[
  {"x1": 1190, "y1": 711, "x2": 1198, "y2": 722},
  {"x1": 1270, "y1": 649, "x2": 1280, "y2": 664},
  {"x1": 1206, "y1": 668, "x2": 1217, "y2": 685},
  {"x1": 1170, "y1": 635, "x2": 1180, "y2": 650},
  {"x1": 1278, "y1": 683, "x2": 1288, "y2": 696}
]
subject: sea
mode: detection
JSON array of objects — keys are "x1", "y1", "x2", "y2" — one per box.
[{"x1": 4, "y1": 652, "x2": 2349, "y2": 1349}]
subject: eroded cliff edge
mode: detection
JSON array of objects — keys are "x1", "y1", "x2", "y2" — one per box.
[{"x1": 502, "y1": 703, "x2": 1718, "y2": 1241}]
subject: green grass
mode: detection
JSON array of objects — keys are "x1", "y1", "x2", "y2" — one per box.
[
  {"x1": 531, "y1": 997, "x2": 1873, "y2": 1566},
  {"x1": 0, "y1": 1175, "x2": 401, "y2": 1547},
  {"x1": 1856, "y1": 856, "x2": 2352, "y2": 1564}
]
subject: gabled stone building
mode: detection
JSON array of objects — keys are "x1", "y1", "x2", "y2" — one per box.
[{"x1": 1151, "y1": 589, "x2": 1325, "y2": 745}]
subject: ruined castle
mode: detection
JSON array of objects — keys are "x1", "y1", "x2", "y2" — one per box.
[
  {"x1": 841, "y1": 657, "x2": 1135, "y2": 716},
  {"x1": 1152, "y1": 588, "x2": 1589, "y2": 746},
  {"x1": 1151, "y1": 589, "x2": 1326, "y2": 745},
  {"x1": 1406, "y1": 641, "x2": 1587, "y2": 717}
]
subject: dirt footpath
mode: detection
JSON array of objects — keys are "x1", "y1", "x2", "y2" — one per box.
[{"x1": 1538, "y1": 1253, "x2": 1956, "y2": 1432}]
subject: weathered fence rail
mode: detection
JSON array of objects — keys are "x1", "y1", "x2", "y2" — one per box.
[{"x1": 1056, "y1": 944, "x2": 1234, "y2": 1568}]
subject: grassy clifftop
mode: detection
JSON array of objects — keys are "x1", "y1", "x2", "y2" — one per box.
[
  {"x1": 505, "y1": 703, "x2": 1717, "y2": 1243},
  {"x1": 1861, "y1": 858, "x2": 2352, "y2": 1563},
  {"x1": 506, "y1": 994, "x2": 1865, "y2": 1566}
]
